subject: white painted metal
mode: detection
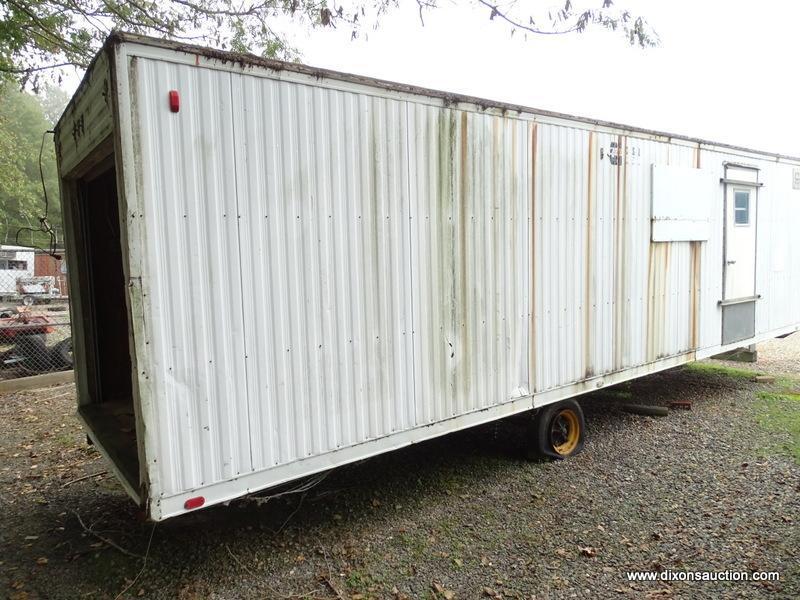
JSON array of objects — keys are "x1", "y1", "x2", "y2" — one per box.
[
  {"x1": 724, "y1": 185, "x2": 757, "y2": 299},
  {"x1": 651, "y1": 165, "x2": 714, "y2": 241},
  {"x1": 55, "y1": 35, "x2": 800, "y2": 520}
]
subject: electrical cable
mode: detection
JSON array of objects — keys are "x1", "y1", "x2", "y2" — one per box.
[{"x1": 15, "y1": 129, "x2": 61, "y2": 259}]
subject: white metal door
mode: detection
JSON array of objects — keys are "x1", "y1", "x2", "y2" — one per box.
[{"x1": 723, "y1": 185, "x2": 757, "y2": 300}]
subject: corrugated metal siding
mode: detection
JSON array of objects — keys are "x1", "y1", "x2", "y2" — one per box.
[
  {"x1": 135, "y1": 62, "x2": 251, "y2": 493},
  {"x1": 408, "y1": 106, "x2": 530, "y2": 421},
  {"x1": 126, "y1": 51, "x2": 800, "y2": 503},
  {"x1": 531, "y1": 127, "x2": 705, "y2": 392},
  {"x1": 754, "y1": 160, "x2": 800, "y2": 333},
  {"x1": 133, "y1": 58, "x2": 531, "y2": 496}
]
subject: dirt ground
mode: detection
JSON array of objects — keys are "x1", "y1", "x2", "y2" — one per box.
[{"x1": 1, "y1": 337, "x2": 798, "y2": 600}]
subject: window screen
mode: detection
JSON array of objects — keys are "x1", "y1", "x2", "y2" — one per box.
[{"x1": 734, "y1": 190, "x2": 750, "y2": 225}]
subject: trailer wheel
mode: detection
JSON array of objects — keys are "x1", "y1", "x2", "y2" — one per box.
[{"x1": 531, "y1": 399, "x2": 585, "y2": 459}]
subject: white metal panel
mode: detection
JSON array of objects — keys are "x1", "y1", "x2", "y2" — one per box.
[
  {"x1": 232, "y1": 75, "x2": 417, "y2": 468},
  {"x1": 531, "y1": 129, "x2": 702, "y2": 392},
  {"x1": 96, "y1": 38, "x2": 800, "y2": 518},
  {"x1": 407, "y1": 106, "x2": 531, "y2": 421},
  {"x1": 651, "y1": 165, "x2": 714, "y2": 242},
  {"x1": 132, "y1": 57, "x2": 532, "y2": 503},
  {"x1": 134, "y1": 60, "x2": 252, "y2": 495}
]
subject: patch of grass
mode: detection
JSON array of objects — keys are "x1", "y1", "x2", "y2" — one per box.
[
  {"x1": 344, "y1": 570, "x2": 373, "y2": 594},
  {"x1": 55, "y1": 432, "x2": 74, "y2": 447},
  {"x1": 754, "y1": 391, "x2": 800, "y2": 464},
  {"x1": 685, "y1": 361, "x2": 760, "y2": 379},
  {"x1": 774, "y1": 375, "x2": 800, "y2": 392}
]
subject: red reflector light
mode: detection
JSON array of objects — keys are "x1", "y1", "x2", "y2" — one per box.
[
  {"x1": 184, "y1": 496, "x2": 205, "y2": 510},
  {"x1": 169, "y1": 90, "x2": 180, "y2": 113}
]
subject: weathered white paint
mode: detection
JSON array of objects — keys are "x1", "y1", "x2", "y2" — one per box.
[
  {"x1": 55, "y1": 34, "x2": 800, "y2": 520},
  {"x1": 651, "y1": 164, "x2": 714, "y2": 242}
]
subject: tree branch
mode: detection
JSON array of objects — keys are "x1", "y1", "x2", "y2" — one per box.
[{"x1": 0, "y1": 61, "x2": 81, "y2": 73}]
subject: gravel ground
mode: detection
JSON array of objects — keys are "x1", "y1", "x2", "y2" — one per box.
[{"x1": 1, "y1": 338, "x2": 798, "y2": 600}]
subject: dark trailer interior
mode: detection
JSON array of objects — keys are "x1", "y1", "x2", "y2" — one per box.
[{"x1": 62, "y1": 142, "x2": 140, "y2": 498}]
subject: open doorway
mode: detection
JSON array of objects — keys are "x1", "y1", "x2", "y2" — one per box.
[{"x1": 71, "y1": 160, "x2": 139, "y2": 493}]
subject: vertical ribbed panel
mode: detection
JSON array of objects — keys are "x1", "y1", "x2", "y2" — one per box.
[
  {"x1": 232, "y1": 76, "x2": 416, "y2": 469},
  {"x1": 133, "y1": 59, "x2": 530, "y2": 496},
  {"x1": 128, "y1": 54, "x2": 799, "y2": 502},
  {"x1": 407, "y1": 106, "x2": 530, "y2": 421},
  {"x1": 532, "y1": 128, "x2": 709, "y2": 393},
  {"x1": 136, "y1": 61, "x2": 251, "y2": 494}
]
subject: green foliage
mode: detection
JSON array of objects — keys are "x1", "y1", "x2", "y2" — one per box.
[
  {"x1": 754, "y1": 390, "x2": 800, "y2": 464},
  {"x1": 0, "y1": 1, "x2": 658, "y2": 89},
  {"x1": 685, "y1": 361, "x2": 761, "y2": 380},
  {"x1": 0, "y1": 82, "x2": 62, "y2": 248}
]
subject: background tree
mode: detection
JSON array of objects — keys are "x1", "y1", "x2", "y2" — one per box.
[
  {"x1": 1, "y1": 1, "x2": 658, "y2": 89},
  {"x1": 0, "y1": 1, "x2": 657, "y2": 252},
  {"x1": 0, "y1": 83, "x2": 62, "y2": 249}
]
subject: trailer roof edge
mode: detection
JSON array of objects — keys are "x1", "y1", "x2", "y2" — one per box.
[{"x1": 57, "y1": 31, "x2": 800, "y2": 164}]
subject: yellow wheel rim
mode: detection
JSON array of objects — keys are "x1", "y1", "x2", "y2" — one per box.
[{"x1": 550, "y1": 409, "x2": 580, "y2": 456}]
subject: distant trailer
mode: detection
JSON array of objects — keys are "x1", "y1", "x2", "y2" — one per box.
[{"x1": 54, "y1": 32, "x2": 800, "y2": 521}]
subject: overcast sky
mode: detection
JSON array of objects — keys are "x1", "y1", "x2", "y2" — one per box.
[
  {"x1": 285, "y1": 0, "x2": 800, "y2": 157},
  {"x1": 53, "y1": 1, "x2": 799, "y2": 156}
]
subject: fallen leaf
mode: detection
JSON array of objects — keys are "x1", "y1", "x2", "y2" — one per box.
[{"x1": 579, "y1": 546, "x2": 597, "y2": 558}]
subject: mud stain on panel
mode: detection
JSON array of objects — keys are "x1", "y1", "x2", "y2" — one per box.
[
  {"x1": 436, "y1": 108, "x2": 457, "y2": 416},
  {"x1": 491, "y1": 116, "x2": 501, "y2": 404},
  {"x1": 457, "y1": 110, "x2": 470, "y2": 411}
]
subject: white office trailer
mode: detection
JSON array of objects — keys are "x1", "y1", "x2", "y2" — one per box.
[{"x1": 55, "y1": 33, "x2": 800, "y2": 520}]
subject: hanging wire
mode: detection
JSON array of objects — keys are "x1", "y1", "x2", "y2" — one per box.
[{"x1": 15, "y1": 129, "x2": 61, "y2": 259}]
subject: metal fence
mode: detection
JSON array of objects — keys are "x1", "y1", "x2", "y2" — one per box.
[{"x1": 0, "y1": 246, "x2": 72, "y2": 380}]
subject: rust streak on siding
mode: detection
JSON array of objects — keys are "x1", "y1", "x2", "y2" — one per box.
[
  {"x1": 529, "y1": 122, "x2": 538, "y2": 390},
  {"x1": 613, "y1": 135, "x2": 628, "y2": 370},
  {"x1": 585, "y1": 131, "x2": 595, "y2": 378},
  {"x1": 689, "y1": 145, "x2": 701, "y2": 350},
  {"x1": 689, "y1": 241, "x2": 701, "y2": 349},
  {"x1": 661, "y1": 242, "x2": 671, "y2": 359}
]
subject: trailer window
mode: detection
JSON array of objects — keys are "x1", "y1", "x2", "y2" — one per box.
[
  {"x1": 0, "y1": 259, "x2": 27, "y2": 270},
  {"x1": 734, "y1": 190, "x2": 750, "y2": 225}
]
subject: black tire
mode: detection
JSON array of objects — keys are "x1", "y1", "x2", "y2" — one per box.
[
  {"x1": 50, "y1": 337, "x2": 73, "y2": 371},
  {"x1": 15, "y1": 333, "x2": 49, "y2": 374},
  {"x1": 530, "y1": 399, "x2": 586, "y2": 460}
]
